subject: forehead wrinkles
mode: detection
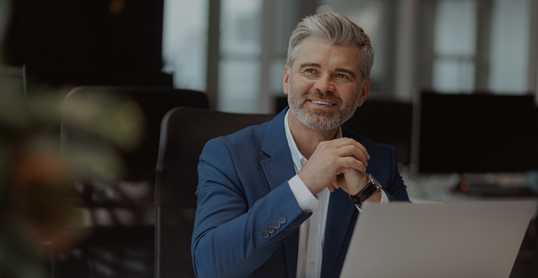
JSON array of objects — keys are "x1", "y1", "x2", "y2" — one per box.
[{"x1": 293, "y1": 38, "x2": 361, "y2": 76}]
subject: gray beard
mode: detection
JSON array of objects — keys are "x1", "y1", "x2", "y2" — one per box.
[
  {"x1": 290, "y1": 100, "x2": 345, "y2": 130},
  {"x1": 287, "y1": 84, "x2": 361, "y2": 131}
]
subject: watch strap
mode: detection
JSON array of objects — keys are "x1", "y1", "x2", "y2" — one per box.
[{"x1": 349, "y1": 174, "x2": 381, "y2": 207}]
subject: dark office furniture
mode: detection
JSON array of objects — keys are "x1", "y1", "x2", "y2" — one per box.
[
  {"x1": 62, "y1": 86, "x2": 209, "y2": 184},
  {"x1": 411, "y1": 91, "x2": 538, "y2": 278},
  {"x1": 343, "y1": 99, "x2": 413, "y2": 166},
  {"x1": 23, "y1": 65, "x2": 174, "y2": 90},
  {"x1": 57, "y1": 87, "x2": 208, "y2": 278},
  {"x1": 155, "y1": 107, "x2": 274, "y2": 278},
  {"x1": 412, "y1": 91, "x2": 538, "y2": 174},
  {"x1": 4, "y1": 0, "x2": 165, "y2": 69}
]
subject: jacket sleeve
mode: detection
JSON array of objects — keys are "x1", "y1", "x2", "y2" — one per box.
[
  {"x1": 382, "y1": 145, "x2": 410, "y2": 202},
  {"x1": 191, "y1": 138, "x2": 310, "y2": 278}
]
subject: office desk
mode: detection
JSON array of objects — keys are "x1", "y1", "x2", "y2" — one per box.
[{"x1": 405, "y1": 173, "x2": 538, "y2": 217}]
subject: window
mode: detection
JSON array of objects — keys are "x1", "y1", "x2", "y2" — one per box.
[
  {"x1": 489, "y1": 0, "x2": 531, "y2": 94},
  {"x1": 432, "y1": 0, "x2": 476, "y2": 93},
  {"x1": 218, "y1": 0, "x2": 263, "y2": 113},
  {"x1": 162, "y1": 0, "x2": 208, "y2": 91},
  {"x1": 162, "y1": 0, "x2": 538, "y2": 110}
]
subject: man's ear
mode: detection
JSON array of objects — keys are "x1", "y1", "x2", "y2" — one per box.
[
  {"x1": 283, "y1": 65, "x2": 289, "y2": 95},
  {"x1": 357, "y1": 79, "x2": 371, "y2": 107}
]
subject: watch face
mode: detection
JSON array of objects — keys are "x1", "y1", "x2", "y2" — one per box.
[
  {"x1": 368, "y1": 174, "x2": 377, "y2": 184},
  {"x1": 369, "y1": 174, "x2": 382, "y2": 190}
]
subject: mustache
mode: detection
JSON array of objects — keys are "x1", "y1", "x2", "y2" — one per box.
[{"x1": 301, "y1": 89, "x2": 342, "y2": 105}]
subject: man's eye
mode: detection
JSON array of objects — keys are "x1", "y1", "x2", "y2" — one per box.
[
  {"x1": 305, "y1": 69, "x2": 317, "y2": 74},
  {"x1": 336, "y1": 73, "x2": 348, "y2": 79}
]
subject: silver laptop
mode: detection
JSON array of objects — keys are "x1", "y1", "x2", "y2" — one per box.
[{"x1": 340, "y1": 201, "x2": 535, "y2": 278}]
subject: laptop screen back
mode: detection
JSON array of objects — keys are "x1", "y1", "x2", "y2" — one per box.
[{"x1": 340, "y1": 201, "x2": 535, "y2": 278}]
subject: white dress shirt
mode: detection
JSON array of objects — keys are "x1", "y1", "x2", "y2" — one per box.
[{"x1": 284, "y1": 110, "x2": 388, "y2": 278}]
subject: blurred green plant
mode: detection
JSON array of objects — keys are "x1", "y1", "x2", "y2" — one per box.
[
  {"x1": 0, "y1": 75, "x2": 146, "y2": 278},
  {"x1": 0, "y1": 23, "x2": 146, "y2": 278}
]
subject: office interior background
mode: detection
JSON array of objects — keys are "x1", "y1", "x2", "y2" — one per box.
[
  {"x1": 161, "y1": 0, "x2": 538, "y2": 113},
  {"x1": 1, "y1": 0, "x2": 538, "y2": 277}
]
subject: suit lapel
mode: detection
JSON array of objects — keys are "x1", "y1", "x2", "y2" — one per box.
[
  {"x1": 259, "y1": 107, "x2": 295, "y2": 191},
  {"x1": 259, "y1": 108, "x2": 300, "y2": 276}
]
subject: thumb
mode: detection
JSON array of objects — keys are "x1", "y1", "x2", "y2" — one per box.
[{"x1": 331, "y1": 176, "x2": 340, "y2": 189}]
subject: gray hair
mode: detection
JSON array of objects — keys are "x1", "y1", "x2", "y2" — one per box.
[{"x1": 286, "y1": 13, "x2": 375, "y2": 82}]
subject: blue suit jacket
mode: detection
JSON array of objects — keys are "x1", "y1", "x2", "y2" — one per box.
[{"x1": 192, "y1": 108, "x2": 410, "y2": 278}]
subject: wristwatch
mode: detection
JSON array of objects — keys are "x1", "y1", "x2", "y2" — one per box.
[{"x1": 349, "y1": 173, "x2": 382, "y2": 208}]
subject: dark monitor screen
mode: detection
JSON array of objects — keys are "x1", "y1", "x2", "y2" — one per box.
[{"x1": 414, "y1": 92, "x2": 538, "y2": 174}]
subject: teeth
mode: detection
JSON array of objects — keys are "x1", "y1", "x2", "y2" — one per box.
[{"x1": 311, "y1": 100, "x2": 334, "y2": 106}]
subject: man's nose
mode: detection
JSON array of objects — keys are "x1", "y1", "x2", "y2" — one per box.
[{"x1": 314, "y1": 74, "x2": 335, "y2": 93}]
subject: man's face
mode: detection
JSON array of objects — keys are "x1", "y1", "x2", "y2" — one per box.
[{"x1": 283, "y1": 37, "x2": 370, "y2": 131}]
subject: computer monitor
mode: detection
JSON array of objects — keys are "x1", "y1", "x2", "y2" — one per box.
[{"x1": 412, "y1": 91, "x2": 538, "y2": 174}]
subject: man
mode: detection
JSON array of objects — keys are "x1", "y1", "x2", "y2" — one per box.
[{"x1": 192, "y1": 13, "x2": 410, "y2": 278}]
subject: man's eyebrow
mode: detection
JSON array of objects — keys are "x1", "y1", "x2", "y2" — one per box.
[{"x1": 298, "y1": 63, "x2": 321, "y2": 70}]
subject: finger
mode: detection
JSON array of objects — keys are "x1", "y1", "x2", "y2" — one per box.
[
  {"x1": 335, "y1": 145, "x2": 369, "y2": 167},
  {"x1": 346, "y1": 139, "x2": 370, "y2": 160},
  {"x1": 331, "y1": 177, "x2": 340, "y2": 189},
  {"x1": 338, "y1": 156, "x2": 367, "y2": 173},
  {"x1": 331, "y1": 138, "x2": 370, "y2": 160}
]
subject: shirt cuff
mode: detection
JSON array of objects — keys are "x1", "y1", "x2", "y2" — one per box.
[
  {"x1": 288, "y1": 175, "x2": 319, "y2": 213},
  {"x1": 380, "y1": 190, "x2": 389, "y2": 203}
]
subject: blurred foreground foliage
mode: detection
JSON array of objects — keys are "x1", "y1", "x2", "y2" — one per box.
[{"x1": 0, "y1": 63, "x2": 145, "y2": 277}]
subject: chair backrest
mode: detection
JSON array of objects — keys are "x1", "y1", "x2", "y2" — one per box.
[
  {"x1": 62, "y1": 86, "x2": 209, "y2": 183},
  {"x1": 155, "y1": 107, "x2": 275, "y2": 278},
  {"x1": 58, "y1": 87, "x2": 208, "y2": 278}
]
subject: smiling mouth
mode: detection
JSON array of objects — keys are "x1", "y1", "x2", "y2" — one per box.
[{"x1": 310, "y1": 100, "x2": 335, "y2": 106}]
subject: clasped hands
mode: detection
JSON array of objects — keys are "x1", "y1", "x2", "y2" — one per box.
[{"x1": 298, "y1": 138, "x2": 370, "y2": 196}]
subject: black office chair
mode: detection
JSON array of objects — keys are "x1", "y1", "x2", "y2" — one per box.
[
  {"x1": 154, "y1": 107, "x2": 275, "y2": 278},
  {"x1": 58, "y1": 86, "x2": 208, "y2": 278},
  {"x1": 62, "y1": 86, "x2": 209, "y2": 204}
]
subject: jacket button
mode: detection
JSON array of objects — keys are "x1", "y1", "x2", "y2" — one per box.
[
  {"x1": 273, "y1": 221, "x2": 281, "y2": 230},
  {"x1": 279, "y1": 216, "x2": 287, "y2": 224},
  {"x1": 262, "y1": 230, "x2": 269, "y2": 239},
  {"x1": 268, "y1": 226, "x2": 275, "y2": 234}
]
